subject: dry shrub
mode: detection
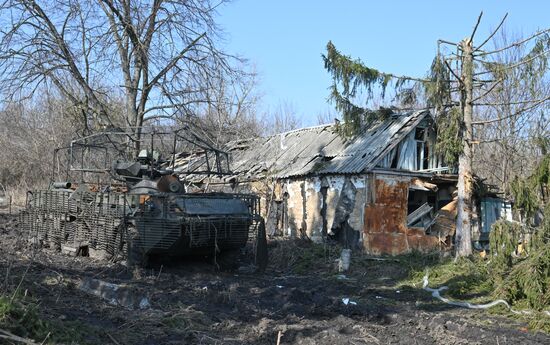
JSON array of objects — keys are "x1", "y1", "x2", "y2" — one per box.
[
  {"x1": 268, "y1": 238, "x2": 342, "y2": 274},
  {"x1": 0, "y1": 98, "x2": 81, "y2": 195}
]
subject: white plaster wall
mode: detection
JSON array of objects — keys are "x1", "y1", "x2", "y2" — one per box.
[
  {"x1": 325, "y1": 176, "x2": 344, "y2": 232},
  {"x1": 285, "y1": 180, "x2": 303, "y2": 237},
  {"x1": 304, "y1": 176, "x2": 323, "y2": 241},
  {"x1": 279, "y1": 175, "x2": 369, "y2": 245}
]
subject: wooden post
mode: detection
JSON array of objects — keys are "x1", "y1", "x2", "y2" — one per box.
[{"x1": 455, "y1": 38, "x2": 474, "y2": 257}]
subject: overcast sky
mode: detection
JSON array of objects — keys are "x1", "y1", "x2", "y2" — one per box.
[{"x1": 216, "y1": 0, "x2": 550, "y2": 126}]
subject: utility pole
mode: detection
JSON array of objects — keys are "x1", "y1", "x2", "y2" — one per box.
[{"x1": 455, "y1": 38, "x2": 474, "y2": 257}]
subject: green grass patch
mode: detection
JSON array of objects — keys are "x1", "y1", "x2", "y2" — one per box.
[
  {"x1": 398, "y1": 253, "x2": 550, "y2": 333},
  {"x1": 400, "y1": 255, "x2": 493, "y2": 301},
  {"x1": 0, "y1": 294, "x2": 97, "y2": 344}
]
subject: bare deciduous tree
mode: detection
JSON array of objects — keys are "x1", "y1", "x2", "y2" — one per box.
[
  {"x1": 473, "y1": 29, "x2": 550, "y2": 194},
  {"x1": 195, "y1": 66, "x2": 263, "y2": 146},
  {"x1": 262, "y1": 101, "x2": 301, "y2": 136},
  {"x1": 0, "y1": 0, "x2": 239, "y2": 150}
]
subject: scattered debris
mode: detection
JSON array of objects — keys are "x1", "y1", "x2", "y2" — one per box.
[
  {"x1": 0, "y1": 328, "x2": 39, "y2": 345},
  {"x1": 341, "y1": 298, "x2": 357, "y2": 306},
  {"x1": 2, "y1": 214, "x2": 550, "y2": 344},
  {"x1": 79, "y1": 277, "x2": 150, "y2": 310}
]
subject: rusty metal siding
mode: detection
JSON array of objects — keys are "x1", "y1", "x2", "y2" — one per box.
[
  {"x1": 363, "y1": 175, "x2": 441, "y2": 255},
  {"x1": 364, "y1": 177, "x2": 410, "y2": 255}
]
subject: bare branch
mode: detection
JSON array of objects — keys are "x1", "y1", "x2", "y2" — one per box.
[
  {"x1": 473, "y1": 95, "x2": 550, "y2": 125},
  {"x1": 471, "y1": 79, "x2": 502, "y2": 103},
  {"x1": 470, "y1": 11, "x2": 483, "y2": 43},
  {"x1": 476, "y1": 28, "x2": 550, "y2": 57},
  {"x1": 474, "y1": 12, "x2": 508, "y2": 51},
  {"x1": 475, "y1": 48, "x2": 550, "y2": 76}
]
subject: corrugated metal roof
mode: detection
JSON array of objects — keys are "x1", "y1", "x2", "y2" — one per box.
[
  {"x1": 318, "y1": 110, "x2": 429, "y2": 174},
  {"x1": 176, "y1": 110, "x2": 431, "y2": 179}
]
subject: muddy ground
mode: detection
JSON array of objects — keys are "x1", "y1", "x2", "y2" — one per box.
[{"x1": 1, "y1": 213, "x2": 549, "y2": 345}]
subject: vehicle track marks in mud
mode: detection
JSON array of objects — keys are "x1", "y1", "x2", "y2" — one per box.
[{"x1": 1, "y1": 214, "x2": 549, "y2": 344}]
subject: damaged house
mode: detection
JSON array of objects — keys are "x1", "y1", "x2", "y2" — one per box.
[{"x1": 175, "y1": 110, "x2": 460, "y2": 255}]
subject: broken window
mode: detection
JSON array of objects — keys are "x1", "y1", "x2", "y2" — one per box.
[
  {"x1": 414, "y1": 127, "x2": 431, "y2": 170},
  {"x1": 414, "y1": 127, "x2": 425, "y2": 140},
  {"x1": 407, "y1": 182, "x2": 437, "y2": 229},
  {"x1": 389, "y1": 127, "x2": 431, "y2": 171},
  {"x1": 376, "y1": 124, "x2": 441, "y2": 172},
  {"x1": 377, "y1": 147, "x2": 398, "y2": 168},
  {"x1": 396, "y1": 132, "x2": 417, "y2": 170}
]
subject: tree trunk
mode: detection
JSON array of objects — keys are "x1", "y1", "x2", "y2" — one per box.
[{"x1": 455, "y1": 38, "x2": 474, "y2": 257}]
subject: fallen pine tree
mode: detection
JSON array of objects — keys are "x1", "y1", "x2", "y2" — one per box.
[{"x1": 405, "y1": 146, "x2": 550, "y2": 331}]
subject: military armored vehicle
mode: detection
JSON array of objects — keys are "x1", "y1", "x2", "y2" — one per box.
[{"x1": 21, "y1": 127, "x2": 267, "y2": 269}]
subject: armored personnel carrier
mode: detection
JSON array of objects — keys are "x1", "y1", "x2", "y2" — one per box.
[{"x1": 21, "y1": 127, "x2": 267, "y2": 269}]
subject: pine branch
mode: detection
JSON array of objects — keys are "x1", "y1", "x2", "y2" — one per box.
[
  {"x1": 475, "y1": 95, "x2": 550, "y2": 106},
  {"x1": 438, "y1": 39, "x2": 460, "y2": 46},
  {"x1": 380, "y1": 73, "x2": 432, "y2": 83}
]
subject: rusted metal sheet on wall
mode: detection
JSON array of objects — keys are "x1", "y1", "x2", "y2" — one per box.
[
  {"x1": 364, "y1": 177, "x2": 409, "y2": 255},
  {"x1": 363, "y1": 176, "x2": 441, "y2": 255},
  {"x1": 406, "y1": 227, "x2": 440, "y2": 251}
]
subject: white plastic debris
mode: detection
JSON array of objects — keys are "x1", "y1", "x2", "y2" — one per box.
[
  {"x1": 276, "y1": 285, "x2": 284, "y2": 289},
  {"x1": 341, "y1": 298, "x2": 357, "y2": 306},
  {"x1": 139, "y1": 298, "x2": 150, "y2": 310},
  {"x1": 338, "y1": 249, "x2": 351, "y2": 272}
]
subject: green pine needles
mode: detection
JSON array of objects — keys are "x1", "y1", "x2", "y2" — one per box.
[
  {"x1": 322, "y1": 41, "x2": 402, "y2": 136},
  {"x1": 489, "y1": 151, "x2": 550, "y2": 311},
  {"x1": 322, "y1": 41, "x2": 461, "y2": 167}
]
